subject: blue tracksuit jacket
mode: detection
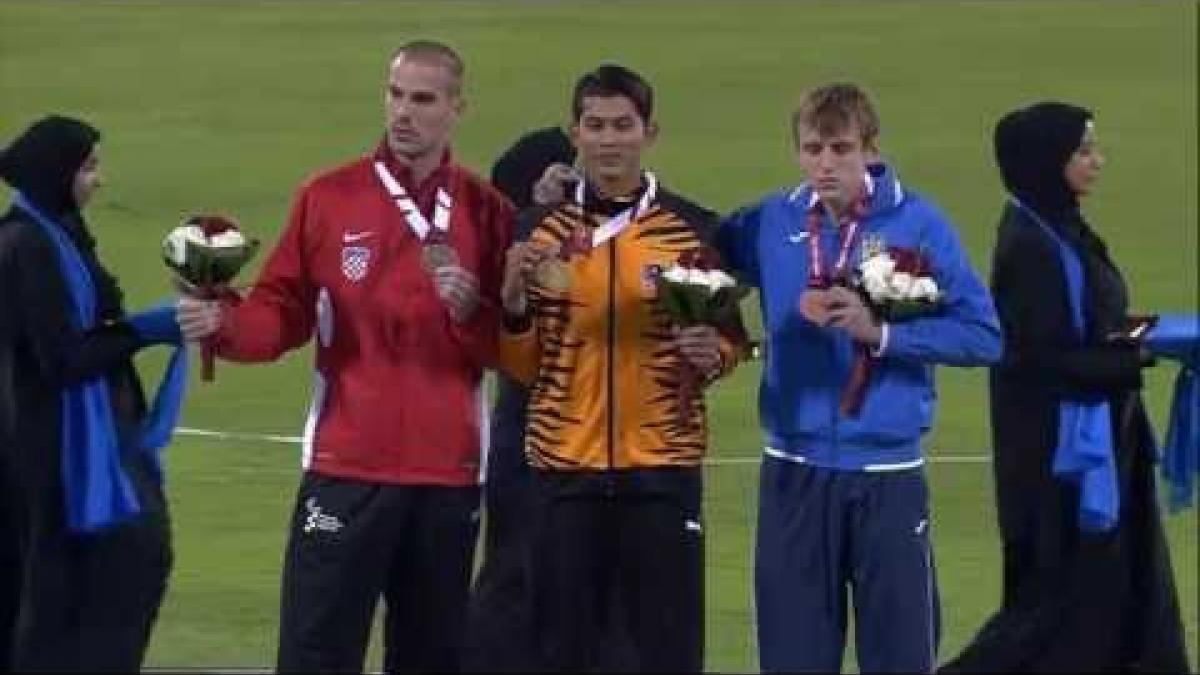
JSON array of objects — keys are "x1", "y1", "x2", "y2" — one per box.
[{"x1": 717, "y1": 163, "x2": 1002, "y2": 471}]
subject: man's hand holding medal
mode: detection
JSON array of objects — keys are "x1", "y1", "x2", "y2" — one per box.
[
  {"x1": 500, "y1": 231, "x2": 588, "y2": 318},
  {"x1": 422, "y1": 231, "x2": 480, "y2": 325},
  {"x1": 499, "y1": 161, "x2": 588, "y2": 318}
]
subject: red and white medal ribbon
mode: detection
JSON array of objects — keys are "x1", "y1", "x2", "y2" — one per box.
[
  {"x1": 373, "y1": 161, "x2": 452, "y2": 241},
  {"x1": 806, "y1": 210, "x2": 861, "y2": 289},
  {"x1": 805, "y1": 172, "x2": 876, "y2": 288}
]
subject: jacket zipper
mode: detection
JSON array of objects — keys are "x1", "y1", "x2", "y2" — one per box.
[
  {"x1": 606, "y1": 238, "x2": 617, "y2": 488},
  {"x1": 825, "y1": 220, "x2": 841, "y2": 464}
]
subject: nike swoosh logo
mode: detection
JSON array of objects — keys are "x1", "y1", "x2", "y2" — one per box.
[
  {"x1": 787, "y1": 232, "x2": 810, "y2": 243},
  {"x1": 343, "y1": 231, "x2": 375, "y2": 242}
]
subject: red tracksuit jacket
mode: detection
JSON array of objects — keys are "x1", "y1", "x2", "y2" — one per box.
[{"x1": 215, "y1": 143, "x2": 515, "y2": 486}]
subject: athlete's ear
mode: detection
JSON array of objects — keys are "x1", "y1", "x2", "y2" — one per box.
[
  {"x1": 644, "y1": 119, "x2": 659, "y2": 147},
  {"x1": 863, "y1": 133, "x2": 879, "y2": 159}
]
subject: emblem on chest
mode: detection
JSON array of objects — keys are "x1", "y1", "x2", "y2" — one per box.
[{"x1": 341, "y1": 245, "x2": 371, "y2": 282}]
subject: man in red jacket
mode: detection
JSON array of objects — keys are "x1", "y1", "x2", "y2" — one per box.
[{"x1": 178, "y1": 40, "x2": 514, "y2": 672}]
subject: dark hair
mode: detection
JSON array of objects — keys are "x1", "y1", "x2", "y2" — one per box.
[
  {"x1": 571, "y1": 64, "x2": 654, "y2": 122},
  {"x1": 390, "y1": 39, "x2": 464, "y2": 94},
  {"x1": 791, "y1": 82, "x2": 880, "y2": 148}
]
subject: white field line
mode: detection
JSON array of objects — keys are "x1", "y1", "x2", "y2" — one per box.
[{"x1": 176, "y1": 426, "x2": 990, "y2": 465}]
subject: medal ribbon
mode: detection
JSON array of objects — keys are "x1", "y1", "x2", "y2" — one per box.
[
  {"x1": 373, "y1": 161, "x2": 452, "y2": 241},
  {"x1": 805, "y1": 197, "x2": 868, "y2": 289},
  {"x1": 572, "y1": 171, "x2": 659, "y2": 249}
]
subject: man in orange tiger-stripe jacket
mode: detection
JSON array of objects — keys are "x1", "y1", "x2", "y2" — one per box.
[{"x1": 497, "y1": 64, "x2": 748, "y2": 673}]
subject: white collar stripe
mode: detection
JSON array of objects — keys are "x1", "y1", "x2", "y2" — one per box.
[
  {"x1": 373, "y1": 161, "x2": 452, "y2": 241},
  {"x1": 574, "y1": 172, "x2": 659, "y2": 248}
]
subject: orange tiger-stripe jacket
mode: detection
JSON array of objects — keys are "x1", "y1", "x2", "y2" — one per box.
[{"x1": 498, "y1": 186, "x2": 746, "y2": 472}]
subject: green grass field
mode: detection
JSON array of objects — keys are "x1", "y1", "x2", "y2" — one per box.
[{"x1": 2, "y1": 1, "x2": 1196, "y2": 671}]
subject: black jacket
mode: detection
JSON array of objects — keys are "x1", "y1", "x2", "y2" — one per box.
[
  {"x1": 989, "y1": 202, "x2": 1147, "y2": 500},
  {"x1": 0, "y1": 208, "x2": 164, "y2": 525}
]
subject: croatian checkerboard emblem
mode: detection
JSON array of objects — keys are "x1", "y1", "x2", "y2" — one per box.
[{"x1": 342, "y1": 246, "x2": 370, "y2": 282}]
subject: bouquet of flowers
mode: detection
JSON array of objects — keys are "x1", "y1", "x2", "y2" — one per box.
[
  {"x1": 657, "y1": 249, "x2": 743, "y2": 325},
  {"x1": 800, "y1": 244, "x2": 943, "y2": 416},
  {"x1": 856, "y1": 246, "x2": 943, "y2": 321},
  {"x1": 841, "y1": 245, "x2": 942, "y2": 415},
  {"x1": 163, "y1": 214, "x2": 258, "y2": 381},
  {"x1": 655, "y1": 247, "x2": 747, "y2": 428}
]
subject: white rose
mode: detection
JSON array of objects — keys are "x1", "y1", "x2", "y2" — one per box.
[
  {"x1": 705, "y1": 269, "x2": 736, "y2": 291},
  {"x1": 162, "y1": 225, "x2": 206, "y2": 266},
  {"x1": 208, "y1": 229, "x2": 247, "y2": 249},
  {"x1": 859, "y1": 253, "x2": 895, "y2": 280},
  {"x1": 860, "y1": 266, "x2": 888, "y2": 293},
  {"x1": 663, "y1": 265, "x2": 689, "y2": 284},
  {"x1": 864, "y1": 274, "x2": 891, "y2": 301},
  {"x1": 889, "y1": 271, "x2": 914, "y2": 298},
  {"x1": 908, "y1": 277, "x2": 940, "y2": 302}
]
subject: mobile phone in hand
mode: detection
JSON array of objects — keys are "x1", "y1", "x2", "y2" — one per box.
[{"x1": 1107, "y1": 314, "x2": 1158, "y2": 344}]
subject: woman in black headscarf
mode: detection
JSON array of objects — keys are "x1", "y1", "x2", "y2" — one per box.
[
  {"x1": 0, "y1": 115, "x2": 187, "y2": 672},
  {"x1": 941, "y1": 103, "x2": 1189, "y2": 672}
]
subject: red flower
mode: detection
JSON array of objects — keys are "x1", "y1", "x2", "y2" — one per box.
[
  {"x1": 182, "y1": 214, "x2": 240, "y2": 238},
  {"x1": 677, "y1": 246, "x2": 722, "y2": 271},
  {"x1": 886, "y1": 246, "x2": 931, "y2": 276}
]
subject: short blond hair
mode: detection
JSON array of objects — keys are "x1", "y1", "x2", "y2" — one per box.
[
  {"x1": 390, "y1": 40, "x2": 464, "y2": 94},
  {"x1": 791, "y1": 83, "x2": 880, "y2": 147}
]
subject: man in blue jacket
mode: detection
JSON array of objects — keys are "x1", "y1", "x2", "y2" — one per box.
[{"x1": 716, "y1": 83, "x2": 1002, "y2": 673}]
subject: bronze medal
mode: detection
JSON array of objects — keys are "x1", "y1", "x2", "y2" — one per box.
[
  {"x1": 799, "y1": 288, "x2": 833, "y2": 326},
  {"x1": 422, "y1": 243, "x2": 458, "y2": 272}
]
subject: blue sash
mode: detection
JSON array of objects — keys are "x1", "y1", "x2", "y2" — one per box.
[
  {"x1": 1145, "y1": 313, "x2": 1199, "y2": 511},
  {"x1": 14, "y1": 193, "x2": 188, "y2": 533},
  {"x1": 1013, "y1": 199, "x2": 1118, "y2": 532}
]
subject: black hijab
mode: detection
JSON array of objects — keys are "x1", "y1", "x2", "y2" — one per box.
[
  {"x1": 0, "y1": 115, "x2": 99, "y2": 217},
  {"x1": 491, "y1": 126, "x2": 576, "y2": 209},
  {"x1": 994, "y1": 101, "x2": 1128, "y2": 335},
  {"x1": 0, "y1": 115, "x2": 125, "y2": 318},
  {"x1": 994, "y1": 102, "x2": 1092, "y2": 218}
]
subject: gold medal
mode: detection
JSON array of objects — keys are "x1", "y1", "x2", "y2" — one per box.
[{"x1": 533, "y1": 258, "x2": 571, "y2": 292}]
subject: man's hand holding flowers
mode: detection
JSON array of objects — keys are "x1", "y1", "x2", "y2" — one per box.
[
  {"x1": 656, "y1": 247, "x2": 746, "y2": 427},
  {"x1": 823, "y1": 285, "x2": 884, "y2": 349},
  {"x1": 800, "y1": 245, "x2": 942, "y2": 415},
  {"x1": 164, "y1": 215, "x2": 257, "y2": 380},
  {"x1": 673, "y1": 324, "x2": 723, "y2": 381}
]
